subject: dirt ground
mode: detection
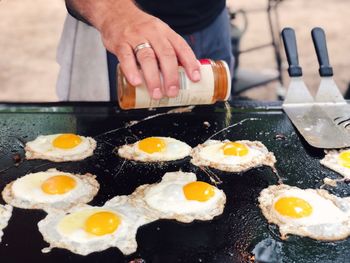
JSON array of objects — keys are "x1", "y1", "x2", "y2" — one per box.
[
  {"x1": 0, "y1": 0, "x2": 65, "y2": 102},
  {"x1": 0, "y1": 0, "x2": 349, "y2": 102}
]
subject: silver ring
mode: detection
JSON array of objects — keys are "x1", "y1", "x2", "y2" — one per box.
[{"x1": 134, "y1": 42, "x2": 153, "y2": 55}]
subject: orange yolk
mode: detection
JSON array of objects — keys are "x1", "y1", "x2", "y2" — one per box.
[
  {"x1": 41, "y1": 175, "x2": 76, "y2": 195},
  {"x1": 138, "y1": 137, "x2": 166, "y2": 154},
  {"x1": 52, "y1": 134, "x2": 82, "y2": 149},
  {"x1": 274, "y1": 197, "x2": 313, "y2": 218},
  {"x1": 84, "y1": 211, "x2": 121, "y2": 236},
  {"x1": 338, "y1": 151, "x2": 350, "y2": 168},
  {"x1": 222, "y1": 142, "x2": 249, "y2": 156},
  {"x1": 183, "y1": 181, "x2": 215, "y2": 202}
]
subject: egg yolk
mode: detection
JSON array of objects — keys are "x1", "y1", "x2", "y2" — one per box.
[
  {"x1": 84, "y1": 211, "x2": 121, "y2": 236},
  {"x1": 222, "y1": 142, "x2": 249, "y2": 156},
  {"x1": 183, "y1": 181, "x2": 215, "y2": 202},
  {"x1": 138, "y1": 137, "x2": 166, "y2": 154},
  {"x1": 52, "y1": 134, "x2": 82, "y2": 149},
  {"x1": 274, "y1": 197, "x2": 313, "y2": 218},
  {"x1": 41, "y1": 175, "x2": 76, "y2": 195},
  {"x1": 338, "y1": 151, "x2": 350, "y2": 168}
]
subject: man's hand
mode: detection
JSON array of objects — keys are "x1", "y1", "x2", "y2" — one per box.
[{"x1": 66, "y1": 0, "x2": 201, "y2": 99}]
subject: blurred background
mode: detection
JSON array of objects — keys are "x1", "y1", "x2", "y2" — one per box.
[{"x1": 0, "y1": 0, "x2": 349, "y2": 102}]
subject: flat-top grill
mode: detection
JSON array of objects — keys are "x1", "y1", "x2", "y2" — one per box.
[{"x1": 0, "y1": 101, "x2": 349, "y2": 263}]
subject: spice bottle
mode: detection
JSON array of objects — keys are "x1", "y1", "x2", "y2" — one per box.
[{"x1": 117, "y1": 59, "x2": 231, "y2": 110}]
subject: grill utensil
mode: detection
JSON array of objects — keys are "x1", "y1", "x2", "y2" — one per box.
[{"x1": 282, "y1": 27, "x2": 350, "y2": 148}]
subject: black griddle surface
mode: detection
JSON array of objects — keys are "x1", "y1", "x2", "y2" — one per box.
[{"x1": 0, "y1": 101, "x2": 349, "y2": 263}]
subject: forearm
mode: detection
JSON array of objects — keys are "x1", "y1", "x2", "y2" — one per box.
[{"x1": 64, "y1": 0, "x2": 140, "y2": 31}]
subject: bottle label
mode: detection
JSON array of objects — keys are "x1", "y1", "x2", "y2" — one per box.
[{"x1": 134, "y1": 64, "x2": 215, "y2": 108}]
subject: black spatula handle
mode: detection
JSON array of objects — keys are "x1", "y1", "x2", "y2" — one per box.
[
  {"x1": 311, "y1": 27, "x2": 333, "y2": 77},
  {"x1": 281, "y1": 28, "x2": 302, "y2": 77}
]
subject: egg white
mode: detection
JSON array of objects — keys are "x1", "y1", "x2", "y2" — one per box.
[
  {"x1": 191, "y1": 140, "x2": 276, "y2": 172},
  {"x1": 259, "y1": 184, "x2": 350, "y2": 241},
  {"x1": 131, "y1": 171, "x2": 226, "y2": 223},
  {"x1": 25, "y1": 134, "x2": 96, "y2": 162},
  {"x1": 38, "y1": 196, "x2": 158, "y2": 255},
  {"x1": 2, "y1": 168, "x2": 99, "y2": 212},
  {"x1": 117, "y1": 137, "x2": 191, "y2": 162},
  {"x1": 0, "y1": 204, "x2": 12, "y2": 243},
  {"x1": 320, "y1": 149, "x2": 350, "y2": 179}
]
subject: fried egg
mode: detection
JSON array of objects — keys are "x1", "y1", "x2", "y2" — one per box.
[
  {"x1": 117, "y1": 137, "x2": 191, "y2": 162},
  {"x1": 25, "y1": 133, "x2": 96, "y2": 162},
  {"x1": 259, "y1": 184, "x2": 350, "y2": 241},
  {"x1": 191, "y1": 140, "x2": 276, "y2": 172},
  {"x1": 131, "y1": 171, "x2": 226, "y2": 223},
  {"x1": 2, "y1": 168, "x2": 99, "y2": 212},
  {"x1": 38, "y1": 196, "x2": 157, "y2": 255},
  {"x1": 0, "y1": 204, "x2": 12, "y2": 243},
  {"x1": 320, "y1": 149, "x2": 350, "y2": 179}
]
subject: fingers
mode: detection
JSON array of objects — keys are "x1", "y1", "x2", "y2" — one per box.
[
  {"x1": 151, "y1": 39, "x2": 179, "y2": 97},
  {"x1": 114, "y1": 43, "x2": 142, "y2": 86},
  {"x1": 114, "y1": 38, "x2": 165, "y2": 99},
  {"x1": 115, "y1": 41, "x2": 163, "y2": 99},
  {"x1": 131, "y1": 37, "x2": 181, "y2": 99},
  {"x1": 135, "y1": 45, "x2": 163, "y2": 99},
  {"x1": 170, "y1": 34, "x2": 201, "y2": 82}
]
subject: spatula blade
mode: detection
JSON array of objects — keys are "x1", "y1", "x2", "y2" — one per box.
[{"x1": 284, "y1": 104, "x2": 350, "y2": 148}]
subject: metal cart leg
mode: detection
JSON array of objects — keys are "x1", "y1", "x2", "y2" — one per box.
[{"x1": 230, "y1": 0, "x2": 286, "y2": 99}]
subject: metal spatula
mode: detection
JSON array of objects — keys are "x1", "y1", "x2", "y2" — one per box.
[
  {"x1": 282, "y1": 28, "x2": 350, "y2": 149},
  {"x1": 311, "y1": 27, "x2": 350, "y2": 139},
  {"x1": 281, "y1": 28, "x2": 330, "y2": 148},
  {"x1": 282, "y1": 28, "x2": 314, "y2": 105}
]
